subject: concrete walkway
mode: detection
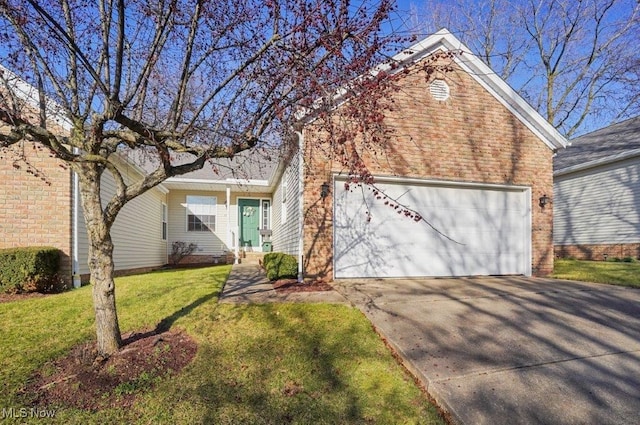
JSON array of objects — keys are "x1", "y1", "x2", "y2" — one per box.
[
  {"x1": 333, "y1": 276, "x2": 640, "y2": 425},
  {"x1": 219, "y1": 263, "x2": 348, "y2": 304}
]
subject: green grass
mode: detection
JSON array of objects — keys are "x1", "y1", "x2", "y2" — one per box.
[
  {"x1": 0, "y1": 266, "x2": 444, "y2": 424},
  {"x1": 553, "y1": 259, "x2": 640, "y2": 288}
]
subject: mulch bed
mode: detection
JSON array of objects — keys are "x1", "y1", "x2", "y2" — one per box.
[
  {"x1": 25, "y1": 328, "x2": 197, "y2": 411},
  {"x1": 0, "y1": 292, "x2": 50, "y2": 303},
  {"x1": 272, "y1": 278, "x2": 334, "y2": 294}
]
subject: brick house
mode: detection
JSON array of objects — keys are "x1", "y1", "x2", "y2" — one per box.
[
  {"x1": 1, "y1": 29, "x2": 567, "y2": 285},
  {"x1": 292, "y1": 29, "x2": 567, "y2": 279}
]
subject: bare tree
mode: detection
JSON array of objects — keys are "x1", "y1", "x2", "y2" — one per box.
[
  {"x1": 0, "y1": 0, "x2": 399, "y2": 355},
  {"x1": 411, "y1": 0, "x2": 640, "y2": 136}
]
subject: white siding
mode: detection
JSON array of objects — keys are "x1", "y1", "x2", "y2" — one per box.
[
  {"x1": 77, "y1": 160, "x2": 168, "y2": 276},
  {"x1": 554, "y1": 158, "x2": 640, "y2": 245},
  {"x1": 271, "y1": 152, "x2": 301, "y2": 256},
  {"x1": 167, "y1": 189, "x2": 272, "y2": 255},
  {"x1": 168, "y1": 190, "x2": 229, "y2": 256}
]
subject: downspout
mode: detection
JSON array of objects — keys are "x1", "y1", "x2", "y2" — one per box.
[
  {"x1": 71, "y1": 148, "x2": 81, "y2": 288},
  {"x1": 296, "y1": 130, "x2": 305, "y2": 282},
  {"x1": 227, "y1": 186, "x2": 238, "y2": 264}
]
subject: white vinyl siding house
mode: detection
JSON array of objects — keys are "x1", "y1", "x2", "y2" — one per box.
[
  {"x1": 271, "y1": 152, "x2": 301, "y2": 256},
  {"x1": 76, "y1": 157, "x2": 168, "y2": 277},
  {"x1": 554, "y1": 157, "x2": 640, "y2": 246},
  {"x1": 553, "y1": 116, "x2": 640, "y2": 259}
]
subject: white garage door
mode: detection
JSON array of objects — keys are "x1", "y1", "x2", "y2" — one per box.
[{"x1": 333, "y1": 179, "x2": 531, "y2": 278}]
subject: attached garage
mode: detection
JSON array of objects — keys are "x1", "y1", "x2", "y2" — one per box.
[{"x1": 333, "y1": 178, "x2": 532, "y2": 278}]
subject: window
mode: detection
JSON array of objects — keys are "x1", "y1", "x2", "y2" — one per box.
[
  {"x1": 262, "y1": 200, "x2": 270, "y2": 229},
  {"x1": 186, "y1": 196, "x2": 216, "y2": 232},
  {"x1": 162, "y1": 203, "x2": 168, "y2": 240},
  {"x1": 281, "y1": 178, "x2": 288, "y2": 224}
]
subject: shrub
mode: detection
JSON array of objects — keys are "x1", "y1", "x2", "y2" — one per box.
[
  {"x1": 263, "y1": 252, "x2": 298, "y2": 281},
  {"x1": 0, "y1": 247, "x2": 63, "y2": 293},
  {"x1": 263, "y1": 252, "x2": 280, "y2": 267},
  {"x1": 169, "y1": 242, "x2": 198, "y2": 265}
]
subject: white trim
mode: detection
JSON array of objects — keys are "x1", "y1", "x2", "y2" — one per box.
[
  {"x1": 339, "y1": 174, "x2": 531, "y2": 192},
  {"x1": 297, "y1": 29, "x2": 567, "y2": 151},
  {"x1": 71, "y1": 154, "x2": 81, "y2": 288},
  {"x1": 161, "y1": 202, "x2": 168, "y2": 241},
  {"x1": 554, "y1": 149, "x2": 640, "y2": 176},
  {"x1": 226, "y1": 186, "x2": 232, "y2": 254},
  {"x1": 296, "y1": 131, "x2": 305, "y2": 282},
  {"x1": 165, "y1": 177, "x2": 269, "y2": 186},
  {"x1": 0, "y1": 64, "x2": 72, "y2": 131},
  {"x1": 389, "y1": 29, "x2": 567, "y2": 151}
]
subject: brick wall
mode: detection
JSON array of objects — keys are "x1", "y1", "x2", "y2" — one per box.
[
  {"x1": 555, "y1": 244, "x2": 640, "y2": 261},
  {"x1": 302, "y1": 56, "x2": 555, "y2": 279},
  {"x1": 0, "y1": 141, "x2": 73, "y2": 283}
]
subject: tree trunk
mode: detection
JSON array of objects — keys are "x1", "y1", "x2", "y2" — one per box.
[
  {"x1": 76, "y1": 164, "x2": 123, "y2": 356},
  {"x1": 89, "y1": 235, "x2": 123, "y2": 355}
]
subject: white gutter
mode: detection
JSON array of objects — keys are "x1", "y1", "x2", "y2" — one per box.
[
  {"x1": 71, "y1": 149, "x2": 81, "y2": 288},
  {"x1": 554, "y1": 148, "x2": 640, "y2": 177},
  {"x1": 296, "y1": 131, "x2": 305, "y2": 282}
]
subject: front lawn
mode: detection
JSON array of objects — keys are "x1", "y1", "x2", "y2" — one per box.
[
  {"x1": 0, "y1": 266, "x2": 444, "y2": 424},
  {"x1": 553, "y1": 259, "x2": 640, "y2": 288}
]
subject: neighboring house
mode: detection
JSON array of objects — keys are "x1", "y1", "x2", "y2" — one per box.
[
  {"x1": 0, "y1": 28, "x2": 567, "y2": 285},
  {"x1": 554, "y1": 116, "x2": 640, "y2": 260},
  {"x1": 0, "y1": 143, "x2": 285, "y2": 287}
]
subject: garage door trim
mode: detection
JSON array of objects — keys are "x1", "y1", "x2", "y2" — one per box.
[{"x1": 332, "y1": 175, "x2": 532, "y2": 278}]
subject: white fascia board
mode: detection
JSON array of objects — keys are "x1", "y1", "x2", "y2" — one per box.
[
  {"x1": 301, "y1": 28, "x2": 567, "y2": 150},
  {"x1": 390, "y1": 29, "x2": 567, "y2": 151},
  {"x1": 0, "y1": 64, "x2": 72, "y2": 132},
  {"x1": 554, "y1": 148, "x2": 640, "y2": 177},
  {"x1": 111, "y1": 152, "x2": 170, "y2": 194},
  {"x1": 224, "y1": 178, "x2": 269, "y2": 186},
  {"x1": 167, "y1": 177, "x2": 269, "y2": 186}
]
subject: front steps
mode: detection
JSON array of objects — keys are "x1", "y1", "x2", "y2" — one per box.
[{"x1": 239, "y1": 251, "x2": 266, "y2": 266}]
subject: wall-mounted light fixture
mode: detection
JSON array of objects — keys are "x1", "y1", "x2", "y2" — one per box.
[
  {"x1": 539, "y1": 194, "x2": 550, "y2": 208},
  {"x1": 320, "y1": 182, "x2": 330, "y2": 199}
]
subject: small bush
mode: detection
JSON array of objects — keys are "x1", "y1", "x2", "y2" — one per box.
[
  {"x1": 263, "y1": 252, "x2": 280, "y2": 267},
  {"x1": 0, "y1": 247, "x2": 63, "y2": 293},
  {"x1": 263, "y1": 252, "x2": 298, "y2": 281},
  {"x1": 169, "y1": 242, "x2": 198, "y2": 265}
]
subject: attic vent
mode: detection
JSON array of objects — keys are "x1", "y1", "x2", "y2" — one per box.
[{"x1": 429, "y1": 79, "x2": 450, "y2": 101}]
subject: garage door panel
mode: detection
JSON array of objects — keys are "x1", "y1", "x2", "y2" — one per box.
[{"x1": 334, "y1": 180, "x2": 530, "y2": 278}]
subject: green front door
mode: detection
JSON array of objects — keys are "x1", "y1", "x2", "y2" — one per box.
[{"x1": 239, "y1": 199, "x2": 260, "y2": 249}]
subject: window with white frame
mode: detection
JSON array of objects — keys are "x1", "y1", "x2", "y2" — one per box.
[
  {"x1": 186, "y1": 196, "x2": 216, "y2": 232},
  {"x1": 162, "y1": 203, "x2": 168, "y2": 240},
  {"x1": 262, "y1": 200, "x2": 270, "y2": 229},
  {"x1": 281, "y1": 177, "x2": 288, "y2": 224}
]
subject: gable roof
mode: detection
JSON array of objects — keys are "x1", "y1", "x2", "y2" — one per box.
[
  {"x1": 554, "y1": 116, "x2": 640, "y2": 176},
  {"x1": 381, "y1": 29, "x2": 567, "y2": 151}
]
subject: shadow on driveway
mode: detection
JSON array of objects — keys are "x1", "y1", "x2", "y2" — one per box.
[{"x1": 333, "y1": 276, "x2": 640, "y2": 425}]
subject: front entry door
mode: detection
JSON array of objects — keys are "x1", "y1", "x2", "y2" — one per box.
[{"x1": 239, "y1": 199, "x2": 260, "y2": 250}]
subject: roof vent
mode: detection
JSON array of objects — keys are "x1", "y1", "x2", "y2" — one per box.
[{"x1": 429, "y1": 79, "x2": 450, "y2": 101}]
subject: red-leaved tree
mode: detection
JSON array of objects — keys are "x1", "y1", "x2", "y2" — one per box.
[{"x1": 0, "y1": 0, "x2": 404, "y2": 355}]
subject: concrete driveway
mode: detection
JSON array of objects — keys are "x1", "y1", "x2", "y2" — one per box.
[{"x1": 332, "y1": 277, "x2": 640, "y2": 425}]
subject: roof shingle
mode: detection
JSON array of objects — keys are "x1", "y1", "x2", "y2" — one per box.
[{"x1": 554, "y1": 116, "x2": 640, "y2": 173}]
